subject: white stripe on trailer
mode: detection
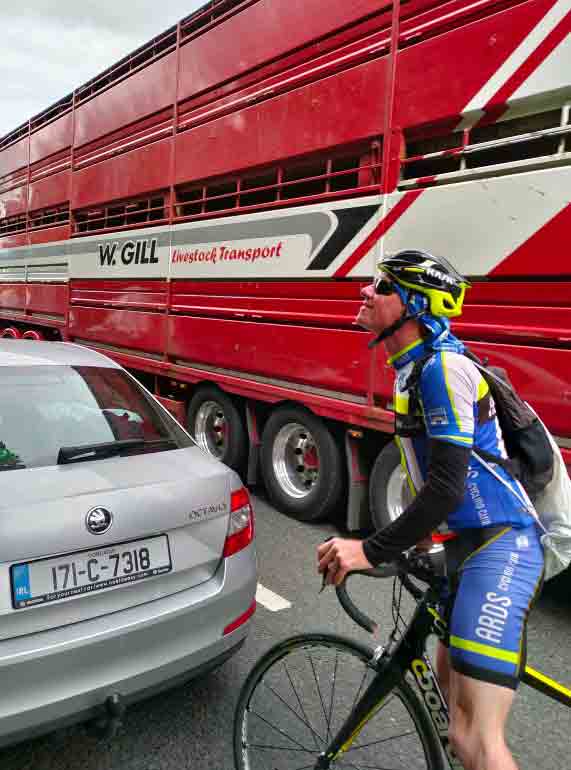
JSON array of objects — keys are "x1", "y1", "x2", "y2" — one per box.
[
  {"x1": 509, "y1": 28, "x2": 571, "y2": 104},
  {"x1": 459, "y1": 0, "x2": 571, "y2": 120},
  {"x1": 380, "y1": 165, "x2": 571, "y2": 278}
]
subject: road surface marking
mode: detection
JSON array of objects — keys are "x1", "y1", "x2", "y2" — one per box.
[{"x1": 256, "y1": 583, "x2": 291, "y2": 612}]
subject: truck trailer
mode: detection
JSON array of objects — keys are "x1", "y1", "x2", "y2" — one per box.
[{"x1": 1, "y1": 0, "x2": 570, "y2": 532}]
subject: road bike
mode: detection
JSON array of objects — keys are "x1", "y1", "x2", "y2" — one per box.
[{"x1": 233, "y1": 550, "x2": 571, "y2": 769}]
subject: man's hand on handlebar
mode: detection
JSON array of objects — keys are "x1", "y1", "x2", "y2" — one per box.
[{"x1": 317, "y1": 537, "x2": 374, "y2": 588}]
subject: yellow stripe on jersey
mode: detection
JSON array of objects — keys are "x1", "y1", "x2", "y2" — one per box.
[
  {"x1": 387, "y1": 337, "x2": 425, "y2": 366},
  {"x1": 395, "y1": 393, "x2": 409, "y2": 414},
  {"x1": 477, "y1": 376, "x2": 490, "y2": 400},
  {"x1": 441, "y1": 353, "x2": 461, "y2": 431},
  {"x1": 395, "y1": 436, "x2": 417, "y2": 498}
]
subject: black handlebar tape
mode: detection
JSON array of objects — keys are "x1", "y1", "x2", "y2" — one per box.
[
  {"x1": 335, "y1": 565, "x2": 401, "y2": 633},
  {"x1": 336, "y1": 582, "x2": 378, "y2": 634}
]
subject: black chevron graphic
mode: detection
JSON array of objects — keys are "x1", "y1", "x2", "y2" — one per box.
[{"x1": 306, "y1": 205, "x2": 378, "y2": 270}]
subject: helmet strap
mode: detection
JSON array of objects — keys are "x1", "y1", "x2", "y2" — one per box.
[
  {"x1": 368, "y1": 305, "x2": 408, "y2": 349},
  {"x1": 367, "y1": 291, "x2": 424, "y2": 349}
]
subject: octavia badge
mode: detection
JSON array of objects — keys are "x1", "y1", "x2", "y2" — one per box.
[{"x1": 86, "y1": 507, "x2": 113, "y2": 535}]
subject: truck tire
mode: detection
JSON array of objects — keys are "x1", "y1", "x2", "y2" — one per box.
[
  {"x1": 369, "y1": 440, "x2": 412, "y2": 530},
  {"x1": 22, "y1": 330, "x2": 44, "y2": 340},
  {"x1": 187, "y1": 386, "x2": 247, "y2": 474},
  {"x1": 260, "y1": 406, "x2": 345, "y2": 522},
  {"x1": 1, "y1": 328, "x2": 21, "y2": 339}
]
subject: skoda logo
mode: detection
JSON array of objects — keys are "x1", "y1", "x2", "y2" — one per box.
[{"x1": 86, "y1": 507, "x2": 113, "y2": 535}]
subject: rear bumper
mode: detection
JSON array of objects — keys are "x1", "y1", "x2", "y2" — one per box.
[{"x1": 0, "y1": 544, "x2": 256, "y2": 748}]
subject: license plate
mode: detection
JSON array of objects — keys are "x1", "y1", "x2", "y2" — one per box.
[{"x1": 11, "y1": 535, "x2": 172, "y2": 609}]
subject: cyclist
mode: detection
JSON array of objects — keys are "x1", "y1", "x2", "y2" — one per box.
[{"x1": 317, "y1": 249, "x2": 544, "y2": 770}]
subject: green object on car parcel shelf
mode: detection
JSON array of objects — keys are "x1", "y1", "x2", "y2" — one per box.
[{"x1": 0, "y1": 441, "x2": 23, "y2": 468}]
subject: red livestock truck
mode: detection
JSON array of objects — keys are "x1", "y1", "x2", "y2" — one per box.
[{"x1": 0, "y1": 0, "x2": 570, "y2": 533}]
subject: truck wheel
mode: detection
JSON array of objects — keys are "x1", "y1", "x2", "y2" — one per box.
[
  {"x1": 260, "y1": 406, "x2": 345, "y2": 522},
  {"x1": 22, "y1": 330, "x2": 44, "y2": 340},
  {"x1": 1, "y1": 328, "x2": 21, "y2": 339},
  {"x1": 187, "y1": 386, "x2": 247, "y2": 473},
  {"x1": 369, "y1": 441, "x2": 412, "y2": 530}
]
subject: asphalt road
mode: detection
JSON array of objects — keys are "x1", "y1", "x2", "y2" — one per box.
[{"x1": 1, "y1": 492, "x2": 570, "y2": 770}]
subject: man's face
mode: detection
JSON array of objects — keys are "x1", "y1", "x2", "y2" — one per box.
[{"x1": 355, "y1": 275, "x2": 405, "y2": 334}]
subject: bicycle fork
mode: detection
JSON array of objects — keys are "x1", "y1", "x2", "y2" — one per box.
[
  {"x1": 313, "y1": 650, "x2": 463, "y2": 770},
  {"x1": 313, "y1": 657, "x2": 402, "y2": 769}
]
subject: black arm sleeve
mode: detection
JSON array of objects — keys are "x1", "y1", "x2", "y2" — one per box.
[{"x1": 363, "y1": 439, "x2": 471, "y2": 566}]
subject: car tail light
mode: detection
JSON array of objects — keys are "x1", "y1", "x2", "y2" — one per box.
[
  {"x1": 223, "y1": 486, "x2": 254, "y2": 557},
  {"x1": 223, "y1": 600, "x2": 256, "y2": 635}
]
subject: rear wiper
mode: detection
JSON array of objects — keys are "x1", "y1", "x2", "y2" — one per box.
[{"x1": 57, "y1": 438, "x2": 177, "y2": 465}]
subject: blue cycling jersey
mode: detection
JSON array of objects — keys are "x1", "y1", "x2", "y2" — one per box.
[{"x1": 391, "y1": 338, "x2": 535, "y2": 531}]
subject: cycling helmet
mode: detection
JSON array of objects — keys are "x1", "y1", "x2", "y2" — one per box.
[
  {"x1": 367, "y1": 250, "x2": 470, "y2": 348},
  {"x1": 378, "y1": 249, "x2": 470, "y2": 318}
]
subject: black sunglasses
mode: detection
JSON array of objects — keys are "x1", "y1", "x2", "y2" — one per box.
[{"x1": 374, "y1": 276, "x2": 395, "y2": 295}]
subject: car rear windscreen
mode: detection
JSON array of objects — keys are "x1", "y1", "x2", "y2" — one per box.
[{"x1": 0, "y1": 365, "x2": 192, "y2": 470}]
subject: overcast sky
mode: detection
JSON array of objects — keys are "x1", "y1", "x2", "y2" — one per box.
[{"x1": 0, "y1": 1, "x2": 205, "y2": 138}]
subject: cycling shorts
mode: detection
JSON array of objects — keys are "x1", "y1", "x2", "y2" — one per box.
[{"x1": 441, "y1": 524, "x2": 544, "y2": 689}]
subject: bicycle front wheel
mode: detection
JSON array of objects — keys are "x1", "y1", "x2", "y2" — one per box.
[{"x1": 234, "y1": 632, "x2": 444, "y2": 770}]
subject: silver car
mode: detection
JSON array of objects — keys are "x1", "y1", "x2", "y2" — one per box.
[{"x1": 0, "y1": 341, "x2": 257, "y2": 747}]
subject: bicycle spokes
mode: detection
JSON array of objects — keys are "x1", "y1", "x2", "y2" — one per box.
[{"x1": 237, "y1": 638, "x2": 436, "y2": 769}]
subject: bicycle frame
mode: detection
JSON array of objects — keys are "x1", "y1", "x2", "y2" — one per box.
[{"x1": 317, "y1": 585, "x2": 571, "y2": 770}]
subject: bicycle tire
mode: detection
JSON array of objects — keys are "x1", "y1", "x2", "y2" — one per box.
[{"x1": 234, "y1": 632, "x2": 445, "y2": 770}]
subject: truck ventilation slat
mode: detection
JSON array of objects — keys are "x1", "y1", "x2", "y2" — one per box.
[
  {"x1": 175, "y1": 142, "x2": 382, "y2": 221},
  {"x1": 400, "y1": 107, "x2": 570, "y2": 187},
  {"x1": 29, "y1": 205, "x2": 70, "y2": 231},
  {"x1": 73, "y1": 194, "x2": 167, "y2": 236},
  {"x1": 0, "y1": 215, "x2": 27, "y2": 237}
]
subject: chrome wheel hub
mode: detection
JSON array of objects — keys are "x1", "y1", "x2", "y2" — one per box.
[
  {"x1": 194, "y1": 400, "x2": 227, "y2": 459},
  {"x1": 386, "y1": 464, "x2": 411, "y2": 522},
  {"x1": 272, "y1": 423, "x2": 320, "y2": 499}
]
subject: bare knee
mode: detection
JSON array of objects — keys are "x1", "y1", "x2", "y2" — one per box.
[
  {"x1": 449, "y1": 702, "x2": 493, "y2": 768},
  {"x1": 450, "y1": 726, "x2": 510, "y2": 770}
]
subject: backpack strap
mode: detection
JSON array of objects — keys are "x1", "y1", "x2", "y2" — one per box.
[
  {"x1": 403, "y1": 351, "x2": 436, "y2": 403},
  {"x1": 472, "y1": 446, "x2": 520, "y2": 479},
  {"x1": 392, "y1": 351, "x2": 436, "y2": 437},
  {"x1": 471, "y1": 451, "x2": 540, "y2": 523},
  {"x1": 463, "y1": 348, "x2": 523, "y2": 480}
]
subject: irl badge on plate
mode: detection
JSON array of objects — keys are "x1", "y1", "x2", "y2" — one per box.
[{"x1": 12, "y1": 564, "x2": 32, "y2": 603}]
